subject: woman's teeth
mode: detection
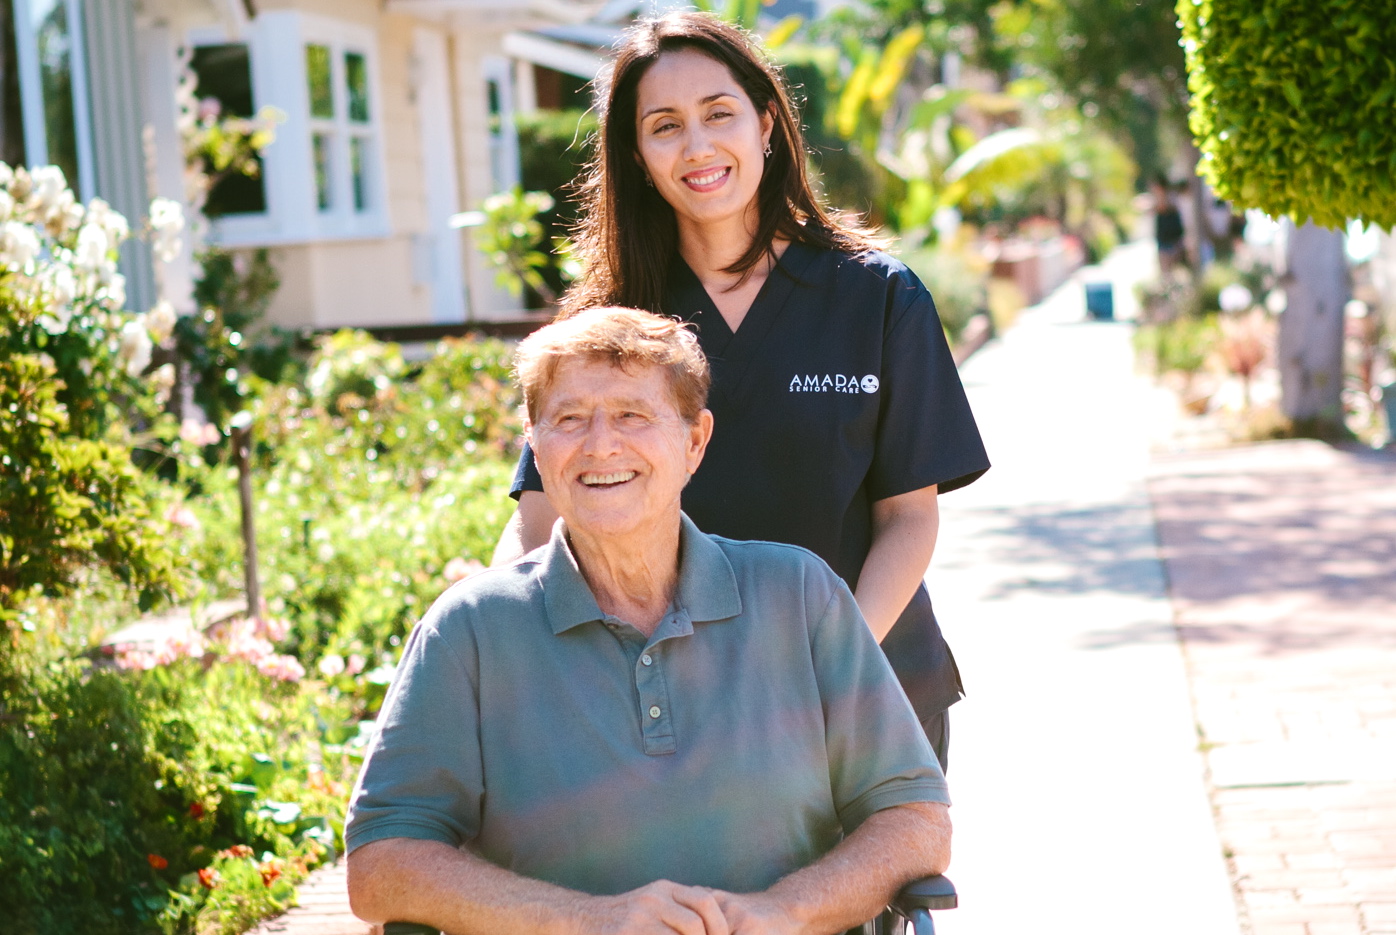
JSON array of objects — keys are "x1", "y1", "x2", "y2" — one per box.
[
  {"x1": 581, "y1": 471, "x2": 637, "y2": 487},
  {"x1": 685, "y1": 168, "x2": 729, "y2": 187}
]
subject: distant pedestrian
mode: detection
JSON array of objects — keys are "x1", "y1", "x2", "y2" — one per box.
[
  {"x1": 1152, "y1": 174, "x2": 1185, "y2": 276},
  {"x1": 491, "y1": 11, "x2": 990, "y2": 771}
]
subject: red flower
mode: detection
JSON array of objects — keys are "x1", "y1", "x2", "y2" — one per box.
[
  {"x1": 217, "y1": 844, "x2": 253, "y2": 860},
  {"x1": 197, "y1": 867, "x2": 220, "y2": 889},
  {"x1": 259, "y1": 860, "x2": 283, "y2": 887},
  {"x1": 147, "y1": 853, "x2": 168, "y2": 870},
  {"x1": 188, "y1": 801, "x2": 205, "y2": 819}
]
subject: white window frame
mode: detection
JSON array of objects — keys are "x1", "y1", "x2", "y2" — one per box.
[
  {"x1": 186, "y1": 11, "x2": 390, "y2": 247},
  {"x1": 14, "y1": 0, "x2": 97, "y2": 199}
]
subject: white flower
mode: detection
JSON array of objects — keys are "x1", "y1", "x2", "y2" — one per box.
[
  {"x1": 26, "y1": 166, "x2": 79, "y2": 233},
  {"x1": 0, "y1": 189, "x2": 14, "y2": 222},
  {"x1": 318, "y1": 654, "x2": 347, "y2": 677},
  {"x1": 145, "y1": 300, "x2": 177, "y2": 343},
  {"x1": 84, "y1": 197, "x2": 129, "y2": 246},
  {"x1": 150, "y1": 362, "x2": 177, "y2": 405},
  {"x1": 148, "y1": 197, "x2": 185, "y2": 263},
  {"x1": 117, "y1": 318, "x2": 153, "y2": 376},
  {"x1": 40, "y1": 263, "x2": 77, "y2": 307},
  {"x1": 1219, "y1": 284, "x2": 1253, "y2": 314},
  {"x1": 0, "y1": 220, "x2": 39, "y2": 270},
  {"x1": 74, "y1": 223, "x2": 110, "y2": 273},
  {"x1": 37, "y1": 306, "x2": 73, "y2": 335},
  {"x1": 101, "y1": 273, "x2": 126, "y2": 310},
  {"x1": 27, "y1": 165, "x2": 67, "y2": 212},
  {"x1": 0, "y1": 162, "x2": 14, "y2": 190}
]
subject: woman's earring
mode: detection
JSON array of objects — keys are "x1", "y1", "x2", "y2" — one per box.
[
  {"x1": 763, "y1": 141, "x2": 773, "y2": 158},
  {"x1": 644, "y1": 174, "x2": 655, "y2": 187}
]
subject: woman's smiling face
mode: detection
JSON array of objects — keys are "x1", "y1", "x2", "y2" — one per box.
[{"x1": 634, "y1": 48, "x2": 773, "y2": 235}]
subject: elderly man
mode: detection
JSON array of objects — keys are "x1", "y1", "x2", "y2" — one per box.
[{"x1": 345, "y1": 308, "x2": 951, "y2": 935}]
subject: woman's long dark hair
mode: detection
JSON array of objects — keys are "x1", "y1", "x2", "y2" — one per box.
[{"x1": 559, "y1": 11, "x2": 880, "y2": 317}]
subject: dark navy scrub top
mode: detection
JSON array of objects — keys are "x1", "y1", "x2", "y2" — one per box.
[{"x1": 510, "y1": 241, "x2": 990, "y2": 719}]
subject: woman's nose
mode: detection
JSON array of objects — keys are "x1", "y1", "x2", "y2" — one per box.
[{"x1": 682, "y1": 124, "x2": 717, "y2": 161}]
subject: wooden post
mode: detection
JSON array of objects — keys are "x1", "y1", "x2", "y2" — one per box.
[{"x1": 232, "y1": 419, "x2": 262, "y2": 620}]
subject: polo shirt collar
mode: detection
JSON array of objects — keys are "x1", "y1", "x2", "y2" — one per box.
[{"x1": 541, "y1": 513, "x2": 742, "y2": 635}]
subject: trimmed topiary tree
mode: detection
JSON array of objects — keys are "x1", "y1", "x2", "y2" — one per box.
[{"x1": 1176, "y1": 0, "x2": 1396, "y2": 229}]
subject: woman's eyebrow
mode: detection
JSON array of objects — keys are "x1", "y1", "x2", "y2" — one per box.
[{"x1": 640, "y1": 92, "x2": 739, "y2": 121}]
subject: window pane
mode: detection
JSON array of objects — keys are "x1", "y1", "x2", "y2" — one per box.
[
  {"x1": 306, "y1": 43, "x2": 332, "y2": 119},
  {"x1": 32, "y1": 0, "x2": 78, "y2": 190},
  {"x1": 190, "y1": 43, "x2": 266, "y2": 217},
  {"x1": 345, "y1": 52, "x2": 368, "y2": 123},
  {"x1": 313, "y1": 132, "x2": 332, "y2": 210},
  {"x1": 350, "y1": 136, "x2": 367, "y2": 211}
]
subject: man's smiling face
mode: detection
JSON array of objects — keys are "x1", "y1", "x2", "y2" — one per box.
[{"x1": 528, "y1": 358, "x2": 711, "y2": 542}]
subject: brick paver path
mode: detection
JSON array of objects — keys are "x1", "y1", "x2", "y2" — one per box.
[
  {"x1": 1150, "y1": 440, "x2": 1396, "y2": 935},
  {"x1": 247, "y1": 862, "x2": 372, "y2": 935}
]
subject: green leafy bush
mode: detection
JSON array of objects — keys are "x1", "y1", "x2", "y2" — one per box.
[
  {"x1": 177, "y1": 332, "x2": 520, "y2": 695},
  {"x1": 1177, "y1": 0, "x2": 1396, "y2": 228},
  {"x1": 0, "y1": 653, "x2": 352, "y2": 934},
  {"x1": 1134, "y1": 313, "x2": 1220, "y2": 375},
  {"x1": 899, "y1": 246, "x2": 987, "y2": 344},
  {"x1": 0, "y1": 164, "x2": 185, "y2": 637}
]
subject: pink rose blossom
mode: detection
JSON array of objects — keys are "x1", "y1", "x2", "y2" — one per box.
[
  {"x1": 443, "y1": 558, "x2": 484, "y2": 583},
  {"x1": 346, "y1": 654, "x2": 366, "y2": 676},
  {"x1": 166, "y1": 505, "x2": 200, "y2": 529},
  {"x1": 256, "y1": 654, "x2": 306, "y2": 682}
]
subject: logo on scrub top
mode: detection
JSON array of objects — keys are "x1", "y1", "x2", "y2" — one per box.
[{"x1": 788, "y1": 373, "x2": 880, "y2": 394}]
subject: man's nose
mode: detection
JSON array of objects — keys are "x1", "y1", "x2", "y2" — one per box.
[{"x1": 580, "y1": 413, "x2": 623, "y2": 455}]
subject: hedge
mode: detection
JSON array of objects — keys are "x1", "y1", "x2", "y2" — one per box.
[{"x1": 1176, "y1": 0, "x2": 1396, "y2": 229}]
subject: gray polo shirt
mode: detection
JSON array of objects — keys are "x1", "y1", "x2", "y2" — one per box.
[{"x1": 345, "y1": 514, "x2": 948, "y2": 895}]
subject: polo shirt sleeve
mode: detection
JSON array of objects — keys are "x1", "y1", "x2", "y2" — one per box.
[
  {"x1": 508, "y1": 441, "x2": 544, "y2": 500},
  {"x1": 809, "y1": 573, "x2": 950, "y2": 830},
  {"x1": 867, "y1": 265, "x2": 990, "y2": 500},
  {"x1": 344, "y1": 613, "x2": 483, "y2": 855}
]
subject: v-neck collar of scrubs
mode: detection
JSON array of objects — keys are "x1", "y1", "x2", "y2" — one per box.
[{"x1": 669, "y1": 241, "x2": 821, "y2": 405}]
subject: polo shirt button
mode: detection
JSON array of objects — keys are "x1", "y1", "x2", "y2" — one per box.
[
  {"x1": 648, "y1": 705, "x2": 661, "y2": 719},
  {"x1": 641, "y1": 654, "x2": 653, "y2": 666}
]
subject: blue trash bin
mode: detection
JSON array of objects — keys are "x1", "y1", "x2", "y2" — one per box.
[{"x1": 1085, "y1": 282, "x2": 1114, "y2": 321}]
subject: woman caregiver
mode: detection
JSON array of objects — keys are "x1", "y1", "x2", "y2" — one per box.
[{"x1": 493, "y1": 11, "x2": 989, "y2": 769}]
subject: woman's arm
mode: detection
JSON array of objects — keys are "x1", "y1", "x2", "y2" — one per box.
[
  {"x1": 490, "y1": 491, "x2": 561, "y2": 566},
  {"x1": 854, "y1": 484, "x2": 939, "y2": 643}
]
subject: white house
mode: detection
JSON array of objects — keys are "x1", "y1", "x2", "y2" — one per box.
[{"x1": 0, "y1": 0, "x2": 692, "y2": 331}]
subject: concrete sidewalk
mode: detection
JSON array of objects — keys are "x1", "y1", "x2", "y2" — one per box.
[{"x1": 931, "y1": 241, "x2": 1242, "y2": 934}]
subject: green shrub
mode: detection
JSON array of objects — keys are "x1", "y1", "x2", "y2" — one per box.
[
  {"x1": 899, "y1": 246, "x2": 987, "y2": 344},
  {"x1": 1134, "y1": 313, "x2": 1220, "y2": 375},
  {"x1": 0, "y1": 349, "x2": 182, "y2": 635},
  {"x1": 0, "y1": 654, "x2": 352, "y2": 934},
  {"x1": 177, "y1": 332, "x2": 520, "y2": 697},
  {"x1": 1177, "y1": 0, "x2": 1396, "y2": 228}
]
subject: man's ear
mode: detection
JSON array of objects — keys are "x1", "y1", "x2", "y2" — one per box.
[{"x1": 686, "y1": 409, "x2": 714, "y2": 474}]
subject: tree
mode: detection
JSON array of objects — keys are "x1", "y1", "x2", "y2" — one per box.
[{"x1": 1177, "y1": 0, "x2": 1396, "y2": 432}]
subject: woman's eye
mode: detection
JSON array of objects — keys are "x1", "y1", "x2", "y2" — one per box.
[
  {"x1": 653, "y1": 121, "x2": 678, "y2": 134},
  {"x1": 709, "y1": 110, "x2": 733, "y2": 121}
]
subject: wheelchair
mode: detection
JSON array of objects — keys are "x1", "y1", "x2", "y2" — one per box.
[{"x1": 383, "y1": 872, "x2": 956, "y2": 935}]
